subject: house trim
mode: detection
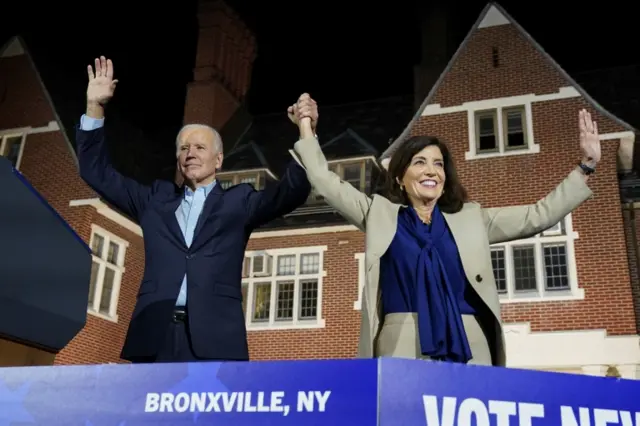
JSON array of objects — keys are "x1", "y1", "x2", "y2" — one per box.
[{"x1": 69, "y1": 198, "x2": 143, "y2": 237}]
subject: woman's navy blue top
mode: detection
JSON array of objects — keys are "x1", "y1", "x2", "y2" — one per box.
[{"x1": 379, "y1": 205, "x2": 475, "y2": 362}]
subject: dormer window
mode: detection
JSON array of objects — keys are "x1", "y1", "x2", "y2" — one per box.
[
  {"x1": 218, "y1": 170, "x2": 267, "y2": 190},
  {"x1": 307, "y1": 158, "x2": 375, "y2": 204}
]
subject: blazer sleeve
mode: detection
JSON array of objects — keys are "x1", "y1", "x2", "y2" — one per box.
[
  {"x1": 76, "y1": 127, "x2": 152, "y2": 221},
  {"x1": 289, "y1": 137, "x2": 373, "y2": 232},
  {"x1": 482, "y1": 167, "x2": 593, "y2": 245},
  {"x1": 245, "y1": 159, "x2": 312, "y2": 229}
]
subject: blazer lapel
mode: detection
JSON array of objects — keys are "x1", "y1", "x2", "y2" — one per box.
[
  {"x1": 158, "y1": 186, "x2": 188, "y2": 249},
  {"x1": 442, "y1": 207, "x2": 479, "y2": 291},
  {"x1": 190, "y1": 184, "x2": 225, "y2": 251}
]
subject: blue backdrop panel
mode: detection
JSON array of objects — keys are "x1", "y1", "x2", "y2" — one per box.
[
  {"x1": 0, "y1": 156, "x2": 91, "y2": 351},
  {"x1": 379, "y1": 358, "x2": 640, "y2": 426},
  {"x1": 0, "y1": 359, "x2": 377, "y2": 426}
]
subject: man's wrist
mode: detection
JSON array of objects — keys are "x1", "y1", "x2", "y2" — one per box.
[{"x1": 86, "y1": 101, "x2": 105, "y2": 119}]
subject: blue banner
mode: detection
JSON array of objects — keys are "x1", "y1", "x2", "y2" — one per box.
[
  {"x1": 0, "y1": 359, "x2": 378, "y2": 425},
  {"x1": 2, "y1": 357, "x2": 640, "y2": 425},
  {"x1": 379, "y1": 358, "x2": 640, "y2": 426}
]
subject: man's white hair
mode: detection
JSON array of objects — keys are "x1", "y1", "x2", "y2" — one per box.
[{"x1": 175, "y1": 124, "x2": 223, "y2": 157}]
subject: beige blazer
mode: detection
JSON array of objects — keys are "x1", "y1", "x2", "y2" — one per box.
[{"x1": 290, "y1": 137, "x2": 593, "y2": 366}]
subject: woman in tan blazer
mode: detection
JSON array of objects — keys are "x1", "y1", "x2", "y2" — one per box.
[{"x1": 288, "y1": 95, "x2": 601, "y2": 367}]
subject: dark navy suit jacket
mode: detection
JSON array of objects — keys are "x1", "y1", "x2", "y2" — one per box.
[{"x1": 76, "y1": 127, "x2": 311, "y2": 361}]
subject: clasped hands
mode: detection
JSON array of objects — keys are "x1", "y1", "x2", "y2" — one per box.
[{"x1": 288, "y1": 93, "x2": 318, "y2": 139}]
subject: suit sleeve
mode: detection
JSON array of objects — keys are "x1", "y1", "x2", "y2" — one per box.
[
  {"x1": 482, "y1": 167, "x2": 593, "y2": 245},
  {"x1": 288, "y1": 137, "x2": 373, "y2": 232},
  {"x1": 76, "y1": 119, "x2": 152, "y2": 221},
  {"x1": 245, "y1": 159, "x2": 312, "y2": 229}
]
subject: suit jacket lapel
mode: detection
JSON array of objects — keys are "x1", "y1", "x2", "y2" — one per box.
[
  {"x1": 158, "y1": 187, "x2": 188, "y2": 249},
  {"x1": 191, "y1": 184, "x2": 225, "y2": 251}
]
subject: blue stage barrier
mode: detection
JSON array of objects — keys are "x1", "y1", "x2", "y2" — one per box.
[{"x1": 1, "y1": 358, "x2": 639, "y2": 425}]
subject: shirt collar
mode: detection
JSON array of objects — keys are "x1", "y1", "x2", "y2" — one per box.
[{"x1": 184, "y1": 180, "x2": 217, "y2": 198}]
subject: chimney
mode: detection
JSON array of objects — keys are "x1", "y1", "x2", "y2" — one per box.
[{"x1": 183, "y1": 0, "x2": 257, "y2": 131}]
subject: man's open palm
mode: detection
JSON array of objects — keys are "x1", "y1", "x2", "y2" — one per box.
[{"x1": 87, "y1": 56, "x2": 118, "y2": 105}]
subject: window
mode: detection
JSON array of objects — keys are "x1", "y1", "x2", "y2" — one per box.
[
  {"x1": 218, "y1": 171, "x2": 266, "y2": 190},
  {"x1": 467, "y1": 104, "x2": 539, "y2": 160},
  {"x1": 88, "y1": 225, "x2": 128, "y2": 321},
  {"x1": 490, "y1": 213, "x2": 583, "y2": 303},
  {"x1": 0, "y1": 134, "x2": 25, "y2": 168},
  {"x1": 474, "y1": 106, "x2": 527, "y2": 154},
  {"x1": 307, "y1": 159, "x2": 373, "y2": 204},
  {"x1": 241, "y1": 246, "x2": 327, "y2": 330}
]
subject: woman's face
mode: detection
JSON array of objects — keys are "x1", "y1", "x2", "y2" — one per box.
[{"x1": 400, "y1": 145, "x2": 446, "y2": 205}]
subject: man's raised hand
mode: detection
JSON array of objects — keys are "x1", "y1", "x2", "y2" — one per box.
[{"x1": 87, "y1": 56, "x2": 119, "y2": 105}]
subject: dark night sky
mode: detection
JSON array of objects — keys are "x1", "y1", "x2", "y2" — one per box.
[{"x1": 1, "y1": 0, "x2": 638, "y2": 179}]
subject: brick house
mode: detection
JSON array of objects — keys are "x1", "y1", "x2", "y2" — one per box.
[{"x1": 2, "y1": 0, "x2": 640, "y2": 379}]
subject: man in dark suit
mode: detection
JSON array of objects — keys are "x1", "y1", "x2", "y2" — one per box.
[{"x1": 77, "y1": 56, "x2": 315, "y2": 363}]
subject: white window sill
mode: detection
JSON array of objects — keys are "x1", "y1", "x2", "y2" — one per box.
[
  {"x1": 247, "y1": 319, "x2": 326, "y2": 331},
  {"x1": 499, "y1": 288, "x2": 585, "y2": 304},
  {"x1": 465, "y1": 143, "x2": 540, "y2": 161},
  {"x1": 88, "y1": 309, "x2": 119, "y2": 323}
]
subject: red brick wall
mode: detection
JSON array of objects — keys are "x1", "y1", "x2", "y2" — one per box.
[
  {"x1": 622, "y1": 206, "x2": 640, "y2": 333},
  {"x1": 409, "y1": 22, "x2": 636, "y2": 335},
  {"x1": 245, "y1": 231, "x2": 364, "y2": 360},
  {"x1": 1, "y1": 47, "x2": 145, "y2": 365}
]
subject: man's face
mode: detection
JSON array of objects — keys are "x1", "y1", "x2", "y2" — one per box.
[{"x1": 177, "y1": 127, "x2": 223, "y2": 187}]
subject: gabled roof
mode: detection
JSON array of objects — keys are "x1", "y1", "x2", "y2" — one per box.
[
  {"x1": 382, "y1": 2, "x2": 637, "y2": 160},
  {"x1": 222, "y1": 140, "x2": 272, "y2": 172},
  {"x1": 0, "y1": 36, "x2": 78, "y2": 165},
  {"x1": 225, "y1": 95, "x2": 414, "y2": 175},
  {"x1": 320, "y1": 128, "x2": 378, "y2": 160}
]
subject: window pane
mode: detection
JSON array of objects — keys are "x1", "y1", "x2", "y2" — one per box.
[
  {"x1": 342, "y1": 164, "x2": 362, "y2": 190},
  {"x1": 277, "y1": 255, "x2": 295, "y2": 276},
  {"x1": 99, "y1": 268, "x2": 115, "y2": 315},
  {"x1": 490, "y1": 249, "x2": 507, "y2": 293},
  {"x1": 477, "y1": 115, "x2": 497, "y2": 151},
  {"x1": 252, "y1": 282, "x2": 271, "y2": 322},
  {"x1": 543, "y1": 244, "x2": 569, "y2": 290},
  {"x1": 242, "y1": 257, "x2": 251, "y2": 278},
  {"x1": 220, "y1": 179, "x2": 233, "y2": 189},
  {"x1": 91, "y1": 235, "x2": 104, "y2": 257},
  {"x1": 479, "y1": 116, "x2": 495, "y2": 134},
  {"x1": 300, "y1": 253, "x2": 319, "y2": 274},
  {"x1": 107, "y1": 242, "x2": 119, "y2": 265},
  {"x1": 88, "y1": 261, "x2": 100, "y2": 308},
  {"x1": 299, "y1": 279, "x2": 318, "y2": 319},
  {"x1": 512, "y1": 246, "x2": 536, "y2": 292},
  {"x1": 276, "y1": 281, "x2": 294, "y2": 320},
  {"x1": 505, "y1": 110, "x2": 525, "y2": 148},
  {"x1": 241, "y1": 282, "x2": 248, "y2": 316}
]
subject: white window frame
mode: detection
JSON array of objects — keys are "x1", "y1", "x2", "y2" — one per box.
[
  {"x1": 0, "y1": 132, "x2": 26, "y2": 169},
  {"x1": 467, "y1": 102, "x2": 539, "y2": 160},
  {"x1": 308, "y1": 157, "x2": 375, "y2": 204},
  {"x1": 217, "y1": 171, "x2": 264, "y2": 190},
  {"x1": 353, "y1": 252, "x2": 365, "y2": 310},
  {"x1": 242, "y1": 246, "x2": 327, "y2": 330},
  {"x1": 88, "y1": 224, "x2": 128, "y2": 322},
  {"x1": 491, "y1": 213, "x2": 584, "y2": 304}
]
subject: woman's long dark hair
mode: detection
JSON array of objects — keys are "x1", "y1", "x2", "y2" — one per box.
[{"x1": 380, "y1": 135, "x2": 468, "y2": 214}]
